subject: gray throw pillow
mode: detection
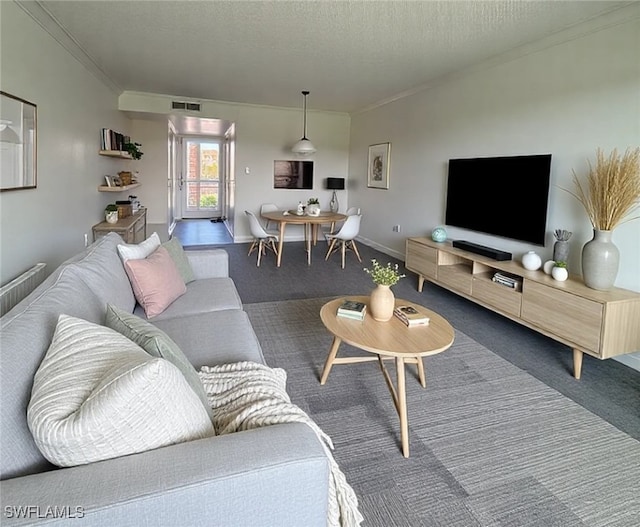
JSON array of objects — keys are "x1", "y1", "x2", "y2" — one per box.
[
  {"x1": 162, "y1": 237, "x2": 196, "y2": 284},
  {"x1": 105, "y1": 304, "x2": 214, "y2": 423}
]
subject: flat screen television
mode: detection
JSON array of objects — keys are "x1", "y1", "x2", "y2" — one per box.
[{"x1": 445, "y1": 154, "x2": 552, "y2": 245}]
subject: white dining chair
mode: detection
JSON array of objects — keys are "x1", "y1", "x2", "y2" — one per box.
[
  {"x1": 260, "y1": 203, "x2": 279, "y2": 230},
  {"x1": 246, "y1": 211, "x2": 279, "y2": 267},
  {"x1": 325, "y1": 214, "x2": 362, "y2": 269},
  {"x1": 322, "y1": 206, "x2": 361, "y2": 244}
]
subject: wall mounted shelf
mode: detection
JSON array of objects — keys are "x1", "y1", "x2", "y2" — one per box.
[
  {"x1": 99, "y1": 150, "x2": 132, "y2": 159},
  {"x1": 98, "y1": 183, "x2": 140, "y2": 192}
]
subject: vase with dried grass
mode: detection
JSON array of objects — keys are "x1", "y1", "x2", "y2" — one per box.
[{"x1": 566, "y1": 147, "x2": 640, "y2": 290}]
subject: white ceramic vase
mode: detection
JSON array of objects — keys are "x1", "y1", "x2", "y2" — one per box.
[
  {"x1": 522, "y1": 251, "x2": 542, "y2": 271},
  {"x1": 369, "y1": 284, "x2": 395, "y2": 322},
  {"x1": 543, "y1": 260, "x2": 556, "y2": 275},
  {"x1": 582, "y1": 229, "x2": 619, "y2": 291},
  {"x1": 307, "y1": 204, "x2": 320, "y2": 216},
  {"x1": 551, "y1": 266, "x2": 568, "y2": 282},
  {"x1": 105, "y1": 211, "x2": 118, "y2": 224}
]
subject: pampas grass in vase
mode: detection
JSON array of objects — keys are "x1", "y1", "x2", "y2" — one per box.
[{"x1": 567, "y1": 147, "x2": 640, "y2": 290}]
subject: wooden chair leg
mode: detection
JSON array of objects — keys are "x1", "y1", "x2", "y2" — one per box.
[
  {"x1": 325, "y1": 238, "x2": 338, "y2": 260},
  {"x1": 352, "y1": 240, "x2": 362, "y2": 262},
  {"x1": 257, "y1": 241, "x2": 263, "y2": 267},
  {"x1": 248, "y1": 240, "x2": 257, "y2": 255},
  {"x1": 341, "y1": 241, "x2": 346, "y2": 269}
]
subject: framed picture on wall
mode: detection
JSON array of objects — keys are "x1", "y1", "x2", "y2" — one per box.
[
  {"x1": 367, "y1": 142, "x2": 390, "y2": 189},
  {"x1": 0, "y1": 91, "x2": 37, "y2": 192}
]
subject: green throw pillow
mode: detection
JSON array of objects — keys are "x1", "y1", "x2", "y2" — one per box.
[
  {"x1": 105, "y1": 304, "x2": 214, "y2": 424},
  {"x1": 162, "y1": 237, "x2": 196, "y2": 284}
]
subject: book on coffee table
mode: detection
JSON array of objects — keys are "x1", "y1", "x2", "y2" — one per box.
[
  {"x1": 394, "y1": 305, "x2": 429, "y2": 327},
  {"x1": 337, "y1": 300, "x2": 367, "y2": 320}
]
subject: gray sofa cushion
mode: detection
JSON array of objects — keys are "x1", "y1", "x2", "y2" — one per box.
[
  {"x1": 105, "y1": 304, "x2": 214, "y2": 422},
  {"x1": 134, "y1": 277, "x2": 242, "y2": 321},
  {"x1": 69, "y1": 233, "x2": 136, "y2": 313},
  {"x1": 152, "y1": 310, "x2": 265, "y2": 369},
  {"x1": 0, "y1": 266, "x2": 106, "y2": 479}
]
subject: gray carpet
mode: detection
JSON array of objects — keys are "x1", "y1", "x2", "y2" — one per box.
[{"x1": 244, "y1": 297, "x2": 640, "y2": 527}]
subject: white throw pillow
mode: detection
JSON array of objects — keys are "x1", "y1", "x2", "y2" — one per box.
[
  {"x1": 27, "y1": 314, "x2": 215, "y2": 467},
  {"x1": 117, "y1": 232, "x2": 161, "y2": 261}
]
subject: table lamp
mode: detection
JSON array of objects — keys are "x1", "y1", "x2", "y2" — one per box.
[{"x1": 326, "y1": 177, "x2": 345, "y2": 213}]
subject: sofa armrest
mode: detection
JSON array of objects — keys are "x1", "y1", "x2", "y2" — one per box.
[
  {"x1": 186, "y1": 249, "x2": 229, "y2": 279},
  {"x1": 1, "y1": 423, "x2": 329, "y2": 527}
]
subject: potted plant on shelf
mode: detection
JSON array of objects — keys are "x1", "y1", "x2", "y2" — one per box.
[
  {"x1": 123, "y1": 141, "x2": 144, "y2": 160},
  {"x1": 551, "y1": 261, "x2": 568, "y2": 282},
  {"x1": 105, "y1": 203, "x2": 119, "y2": 224},
  {"x1": 364, "y1": 259, "x2": 405, "y2": 321},
  {"x1": 307, "y1": 197, "x2": 320, "y2": 216}
]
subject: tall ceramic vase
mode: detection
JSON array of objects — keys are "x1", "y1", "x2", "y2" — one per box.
[
  {"x1": 582, "y1": 229, "x2": 619, "y2": 291},
  {"x1": 369, "y1": 284, "x2": 395, "y2": 322}
]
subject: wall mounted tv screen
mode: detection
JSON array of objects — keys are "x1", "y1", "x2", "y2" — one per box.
[
  {"x1": 273, "y1": 160, "x2": 313, "y2": 189},
  {"x1": 444, "y1": 154, "x2": 552, "y2": 245}
]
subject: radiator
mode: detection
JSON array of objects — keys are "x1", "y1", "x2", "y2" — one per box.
[{"x1": 0, "y1": 263, "x2": 47, "y2": 317}]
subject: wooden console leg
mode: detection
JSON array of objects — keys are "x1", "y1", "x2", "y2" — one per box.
[
  {"x1": 417, "y1": 275, "x2": 425, "y2": 293},
  {"x1": 573, "y1": 348, "x2": 583, "y2": 380}
]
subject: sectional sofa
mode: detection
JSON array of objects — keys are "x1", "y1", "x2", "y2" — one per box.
[{"x1": 0, "y1": 233, "x2": 329, "y2": 526}]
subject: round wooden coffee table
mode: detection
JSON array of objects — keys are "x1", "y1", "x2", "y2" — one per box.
[{"x1": 319, "y1": 296, "x2": 455, "y2": 457}]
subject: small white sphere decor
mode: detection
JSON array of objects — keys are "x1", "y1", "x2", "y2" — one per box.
[
  {"x1": 522, "y1": 251, "x2": 542, "y2": 271},
  {"x1": 431, "y1": 226, "x2": 447, "y2": 243},
  {"x1": 543, "y1": 260, "x2": 556, "y2": 275},
  {"x1": 552, "y1": 265, "x2": 569, "y2": 282}
]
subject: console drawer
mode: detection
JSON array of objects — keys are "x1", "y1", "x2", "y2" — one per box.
[
  {"x1": 522, "y1": 280, "x2": 603, "y2": 354},
  {"x1": 473, "y1": 278, "x2": 521, "y2": 317},
  {"x1": 405, "y1": 240, "x2": 437, "y2": 280},
  {"x1": 438, "y1": 264, "x2": 472, "y2": 295}
]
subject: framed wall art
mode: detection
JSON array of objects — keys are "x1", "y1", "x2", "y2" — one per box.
[
  {"x1": 367, "y1": 142, "x2": 390, "y2": 190},
  {"x1": 0, "y1": 91, "x2": 37, "y2": 191}
]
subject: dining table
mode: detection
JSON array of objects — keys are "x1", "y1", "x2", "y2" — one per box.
[{"x1": 260, "y1": 210, "x2": 347, "y2": 266}]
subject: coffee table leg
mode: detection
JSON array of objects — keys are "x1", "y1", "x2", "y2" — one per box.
[
  {"x1": 320, "y1": 336, "x2": 342, "y2": 385},
  {"x1": 417, "y1": 358, "x2": 426, "y2": 388},
  {"x1": 396, "y1": 357, "x2": 409, "y2": 457}
]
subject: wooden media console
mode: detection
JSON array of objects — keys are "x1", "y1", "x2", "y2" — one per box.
[{"x1": 405, "y1": 237, "x2": 640, "y2": 379}]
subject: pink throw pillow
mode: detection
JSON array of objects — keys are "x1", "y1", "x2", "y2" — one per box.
[{"x1": 124, "y1": 246, "x2": 186, "y2": 318}]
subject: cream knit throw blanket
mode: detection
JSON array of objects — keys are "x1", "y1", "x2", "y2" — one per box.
[{"x1": 198, "y1": 361, "x2": 363, "y2": 527}]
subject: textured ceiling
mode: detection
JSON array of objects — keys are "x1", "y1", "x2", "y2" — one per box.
[{"x1": 33, "y1": 0, "x2": 633, "y2": 113}]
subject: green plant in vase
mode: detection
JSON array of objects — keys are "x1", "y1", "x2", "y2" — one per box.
[
  {"x1": 104, "y1": 203, "x2": 119, "y2": 224},
  {"x1": 364, "y1": 259, "x2": 405, "y2": 321}
]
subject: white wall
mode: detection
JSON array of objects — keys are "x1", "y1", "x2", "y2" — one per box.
[
  {"x1": 349, "y1": 13, "x2": 640, "y2": 369},
  {"x1": 119, "y1": 92, "x2": 351, "y2": 242},
  {"x1": 0, "y1": 2, "x2": 130, "y2": 283}
]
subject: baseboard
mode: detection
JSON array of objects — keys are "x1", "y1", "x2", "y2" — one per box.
[
  {"x1": 356, "y1": 236, "x2": 405, "y2": 261},
  {"x1": 613, "y1": 353, "x2": 640, "y2": 372}
]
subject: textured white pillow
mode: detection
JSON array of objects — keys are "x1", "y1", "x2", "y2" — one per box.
[
  {"x1": 27, "y1": 314, "x2": 215, "y2": 467},
  {"x1": 117, "y1": 232, "x2": 161, "y2": 261}
]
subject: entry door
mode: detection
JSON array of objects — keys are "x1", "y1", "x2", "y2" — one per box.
[{"x1": 180, "y1": 138, "x2": 223, "y2": 219}]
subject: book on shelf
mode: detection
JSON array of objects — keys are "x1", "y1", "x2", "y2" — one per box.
[
  {"x1": 337, "y1": 300, "x2": 366, "y2": 320},
  {"x1": 393, "y1": 305, "x2": 429, "y2": 327},
  {"x1": 492, "y1": 271, "x2": 522, "y2": 291}
]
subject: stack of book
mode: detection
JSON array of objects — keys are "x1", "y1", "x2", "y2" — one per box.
[
  {"x1": 337, "y1": 300, "x2": 366, "y2": 321},
  {"x1": 492, "y1": 272, "x2": 522, "y2": 291},
  {"x1": 393, "y1": 305, "x2": 429, "y2": 327}
]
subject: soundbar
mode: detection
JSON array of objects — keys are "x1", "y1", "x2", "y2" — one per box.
[{"x1": 452, "y1": 240, "x2": 512, "y2": 261}]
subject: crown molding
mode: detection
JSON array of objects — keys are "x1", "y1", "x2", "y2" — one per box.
[{"x1": 16, "y1": 1, "x2": 122, "y2": 95}]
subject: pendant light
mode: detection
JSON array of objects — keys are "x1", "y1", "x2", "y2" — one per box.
[{"x1": 292, "y1": 90, "x2": 316, "y2": 156}]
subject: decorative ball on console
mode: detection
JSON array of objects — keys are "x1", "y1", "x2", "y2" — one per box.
[
  {"x1": 522, "y1": 251, "x2": 542, "y2": 271},
  {"x1": 431, "y1": 226, "x2": 447, "y2": 243},
  {"x1": 543, "y1": 260, "x2": 556, "y2": 275}
]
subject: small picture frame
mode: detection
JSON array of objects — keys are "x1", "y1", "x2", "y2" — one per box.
[
  {"x1": 112, "y1": 175, "x2": 122, "y2": 187},
  {"x1": 104, "y1": 175, "x2": 113, "y2": 187},
  {"x1": 367, "y1": 142, "x2": 391, "y2": 190}
]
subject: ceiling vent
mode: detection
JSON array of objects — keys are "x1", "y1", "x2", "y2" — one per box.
[{"x1": 171, "y1": 101, "x2": 201, "y2": 112}]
